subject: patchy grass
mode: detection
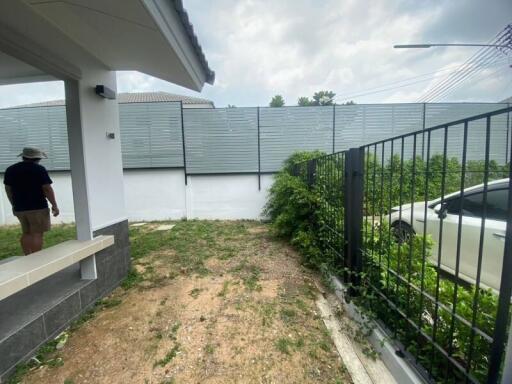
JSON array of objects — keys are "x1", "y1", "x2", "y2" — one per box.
[
  {"x1": 280, "y1": 307, "x2": 298, "y2": 324},
  {"x1": 0, "y1": 223, "x2": 76, "y2": 260},
  {"x1": 275, "y1": 337, "x2": 304, "y2": 355},
  {"x1": 13, "y1": 221, "x2": 353, "y2": 384},
  {"x1": 127, "y1": 221, "x2": 250, "y2": 288},
  {"x1": 231, "y1": 259, "x2": 262, "y2": 291},
  {"x1": 260, "y1": 301, "x2": 277, "y2": 326}
]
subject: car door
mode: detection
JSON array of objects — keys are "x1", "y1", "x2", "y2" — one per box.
[
  {"x1": 479, "y1": 188, "x2": 508, "y2": 292},
  {"x1": 428, "y1": 188, "x2": 508, "y2": 292}
]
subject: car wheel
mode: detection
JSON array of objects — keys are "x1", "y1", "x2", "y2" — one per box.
[{"x1": 391, "y1": 221, "x2": 415, "y2": 243}]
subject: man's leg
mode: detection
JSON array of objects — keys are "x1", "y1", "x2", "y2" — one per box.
[
  {"x1": 31, "y1": 233, "x2": 44, "y2": 253},
  {"x1": 20, "y1": 234, "x2": 33, "y2": 255},
  {"x1": 16, "y1": 213, "x2": 33, "y2": 255},
  {"x1": 21, "y1": 209, "x2": 49, "y2": 254}
]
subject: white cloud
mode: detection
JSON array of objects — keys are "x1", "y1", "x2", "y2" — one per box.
[
  {"x1": 0, "y1": 81, "x2": 64, "y2": 109},
  {"x1": 0, "y1": 0, "x2": 510, "y2": 108}
]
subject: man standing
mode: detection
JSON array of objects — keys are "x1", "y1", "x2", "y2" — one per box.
[{"x1": 3, "y1": 147, "x2": 60, "y2": 255}]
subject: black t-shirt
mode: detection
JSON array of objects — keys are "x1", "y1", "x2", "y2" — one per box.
[{"x1": 3, "y1": 162, "x2": 53, "y2": 212}]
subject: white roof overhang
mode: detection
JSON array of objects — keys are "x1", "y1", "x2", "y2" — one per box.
[{"x1": 0, "y1": 0, "x2": 214, "y2": 91}]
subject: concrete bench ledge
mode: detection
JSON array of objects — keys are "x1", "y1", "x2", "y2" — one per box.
[{"x1": 0, "y1": 236, "x2": 114, "y2": 301}]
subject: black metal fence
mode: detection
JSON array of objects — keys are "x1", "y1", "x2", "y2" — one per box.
[{"x1": 291, "y1": 106, "x2": 512, "y2": 383}]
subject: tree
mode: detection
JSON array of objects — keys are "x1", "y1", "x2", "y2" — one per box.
[
  {"x1": 227, "y1": 104, "x2": 237, "y2": 108},
  {"x1": 297, "y1": 96, "x2": 312, "y2": 106},
  {"x1": 297, "y1": 91, "x2": 336, "y2": 106},
  {"x1": 311, "y1": 90, "x2": 336, "y2": 106},
  {"x1": 269, "y1": 95, "x2": 285, "y2": 107},
  {"x1": 344, "y1": 100, "x2": 356, "y2": 105}
]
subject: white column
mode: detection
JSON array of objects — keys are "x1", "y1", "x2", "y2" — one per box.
[
  {"x1": 64, "y1": 79, "x2": 92, "y2": 242},
  {"x1": 64, "y1": 68, "x2": 126, "y2": 279}
]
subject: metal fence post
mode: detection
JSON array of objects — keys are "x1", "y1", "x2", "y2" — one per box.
[
  {"x1": 180, "y1": 100, "x2": 188, "y2": 185},
  {"x1": 344, "y1": 147, "x2": 364, "y2": 289},
  {"x1": 307, "y1": 159, "x2": 316, "y2": 186},
  {"x1": 332, "y1": 104, "x2": 336, "y2": 153},
  {"x1": 257, "y1": 106, "x2": 261, "y2": 190},
  {"x1": 501, "y1": 322, "x2": 512, "y2": 383},
  {"x1": 488, "y1": 158, "x2": 512, "y2": 383},
  {"x1": 421, "y1": 102, "x2": 426, "y2": 160}
]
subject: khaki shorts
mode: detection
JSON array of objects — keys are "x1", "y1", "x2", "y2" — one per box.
[{"x1": 14, "y1": 208, "x2": 51, "y2": 234}]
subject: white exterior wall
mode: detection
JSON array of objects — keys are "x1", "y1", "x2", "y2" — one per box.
[
  {"x1": 0, "y1": 171, "x2": 75, "y2": 225},
  {"x1": 0, "y1": 171, "x2": 275, "y2": 225},
  {"x1": 123, "y1": 169, "x2": 187, "y2": 221},
  {"x1": 185, "y1": 174, "x2": 273, "y2": 219}
]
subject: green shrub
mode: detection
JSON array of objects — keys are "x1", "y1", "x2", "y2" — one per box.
[{"x1": 264, "y1": 151, "x2": 330, "y2": 269}]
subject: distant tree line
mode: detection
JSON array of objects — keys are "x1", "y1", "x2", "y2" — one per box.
[{"x1": 269, "y1": 91, "x2": 355, "y2": 107}]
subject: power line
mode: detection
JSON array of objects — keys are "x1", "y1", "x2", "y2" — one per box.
[
  {"x1": 434, "y1": 62, "x2": 509, "y2": 100},
  {"x1": 418, "y1": 25, "x2": 511, "y2": 102},
  {"x1": 421, "y1": 47, "x2": 510, "y2": 101},
  {"x1": 333, "y1": 59, "x2": 508, "y2": 101},
  {"x1": 333, "y1": 63, "x2": 469, "y2": 101},
  {"x1": 418, "y1": 28, "x2": 508, "y2": 101},
  {"x1": 418, "y1": 26, "x2": 509, "y2": 101},
  {"x1": 422, "y1": 49, "x2": 508, "y2": 102}
]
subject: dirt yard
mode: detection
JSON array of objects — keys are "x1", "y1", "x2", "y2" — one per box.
[{"x1": 15, "y1": 221, "x2": 352, "y2": 384}]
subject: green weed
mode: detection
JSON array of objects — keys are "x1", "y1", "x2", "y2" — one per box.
[
  {"x1": 205, "y1": 343, "x2": 215, "y2": 355},
  {"x1": 154, "y1": 343, "x2": 180, "y2": 368},
  {"x1": 189, "y1": 288, "x2": 203, "y2": 299},
  {"x1": 217, "y1": 280, "x2": 230, "y2": 297}
]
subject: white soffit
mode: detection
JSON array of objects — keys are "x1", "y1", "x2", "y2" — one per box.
[
  {"x1": 0, "y1": 51, "x2": 56, "y2": 85},
  {"x1": 22, "y1": 0, "x2": 212, "y2": 91}
]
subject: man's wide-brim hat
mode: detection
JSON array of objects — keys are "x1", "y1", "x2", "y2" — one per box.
[{"x1": 18, "y1": 147, "x2": 48, "y2": 159}]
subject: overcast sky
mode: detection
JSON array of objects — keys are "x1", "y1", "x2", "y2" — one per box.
[{"x1": 0, "y1": 0, "x2": 510, "y2": 108}]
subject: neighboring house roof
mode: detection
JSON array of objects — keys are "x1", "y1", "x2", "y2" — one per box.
[
  {"x1": 5, "y1": 92, "x2": 214, "y2": 108},
  {"x1": 173, "y1": 0, "x2": 215, "y2": 84}
]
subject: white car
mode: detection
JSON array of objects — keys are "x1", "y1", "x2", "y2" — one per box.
[{"x1": 389, "y1": 178, "x2": 509, "y2": 292}]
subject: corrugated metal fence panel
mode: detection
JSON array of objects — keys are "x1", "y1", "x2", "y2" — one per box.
[
  {"x1": 0, "y1": 106, "x2": 69, "y2": 172},
  {"x1": 1, "y1": 102, "x2": 509, "y2": 174},
  {"x1": 425, "y1": 103, "x2": 509, "y2": 163},
  {"x1": 260, "y1": 106, "x2": 333, "y2": 172},
  {"x1": 119, "y1": 102, "x2": 183, "y2": 168},
  {"x1": 334, "y1": 104, "x2": 424, "y2": 153},
  {"x1": 183, "y1": 107, "x2": 258, "y2": 173},
  {"x1": 47, "y1": 107, "x2": 70, "y2": 170}
]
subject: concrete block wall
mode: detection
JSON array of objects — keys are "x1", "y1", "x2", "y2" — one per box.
[{"x1": 0, "y1": 220, "x2": 129, "y2": 382}]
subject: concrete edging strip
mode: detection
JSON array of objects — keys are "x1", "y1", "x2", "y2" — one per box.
[{"x1": 330, "y1": 276, "x2": 427, "y2": 384}]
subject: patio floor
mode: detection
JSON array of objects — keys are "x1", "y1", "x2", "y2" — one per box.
[{"x1": 4, "y1": 221, "x2": 394, "y2": 384}]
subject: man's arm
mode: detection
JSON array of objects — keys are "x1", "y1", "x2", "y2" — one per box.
[
  {"x1": 42, "y1": 184, "x2": 59, "y2": 217},
  {"x1": 4, "y1": 185, "x2": 13, "y2": 207}
]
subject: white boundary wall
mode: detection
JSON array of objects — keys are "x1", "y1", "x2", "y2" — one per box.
[{"x1": 0, "y1": 169, "x2": 274, "y2": 225}]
